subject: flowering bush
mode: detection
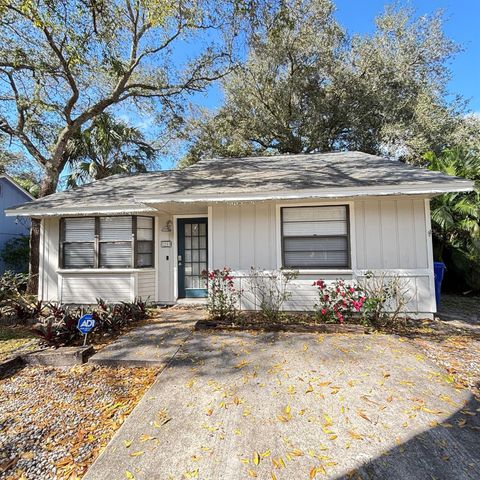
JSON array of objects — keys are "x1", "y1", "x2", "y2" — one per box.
[
  {"x1": 313, "y1": 279, "x2": 368, "y2": 324},
  {"x1": 203, "y1": 267, "x2": 238, "y2": 321}
]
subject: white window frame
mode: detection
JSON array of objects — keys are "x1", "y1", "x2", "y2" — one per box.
[
  {"x1": 59, "y1": 215, "x2": 155, "y2": 270},
  {"x1": 275, "y1": 200, "x2": 356, "y2": 274}
]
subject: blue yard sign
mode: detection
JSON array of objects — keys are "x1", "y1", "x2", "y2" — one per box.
[{"x1": 77, "y1": 313, "x2": 95, "y2": 334}]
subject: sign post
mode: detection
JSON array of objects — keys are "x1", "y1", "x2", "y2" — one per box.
[{"x1": 77, "y1": 313, "x2": 96, "y2": 346}]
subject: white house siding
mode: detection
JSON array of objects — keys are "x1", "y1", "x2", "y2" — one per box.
[
  {"x1": 60, "y1": 272, "x2": 133, "y2": 304},
  {"x1": 136, "y1": 270, "x2": 156, "y2": 301},
  {"x1": 38, "y1": 216, "x2": 160, "y2": 304},
  {"x1": 210, "y1": 197, "x2": 435, "y2": 314},
  {"x1": 210, "y1": 203, "x2": 277, "y2": 270},
  {"x1": 39, "y1": 217, "x2": 60, "y2": 302}
]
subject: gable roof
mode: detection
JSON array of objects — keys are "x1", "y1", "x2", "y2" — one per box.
[
  {"x1": 0, "y1": 174, "x2": 35, "y2": 201},
  {"x1": 6, "y1": 151, "x2": 474, "y2": 217}
]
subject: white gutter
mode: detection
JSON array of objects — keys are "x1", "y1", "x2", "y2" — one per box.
[
  {"x1": 135, "y1": 181, "x2": 474, "y2": 204},
  {"x1": 5, "y1": 204, "x2": 156, "y2": 218}
]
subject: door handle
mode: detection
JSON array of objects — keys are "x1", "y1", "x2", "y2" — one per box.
[{"x1": 178, "y1": 255, "x2": 182, "y2": 265}]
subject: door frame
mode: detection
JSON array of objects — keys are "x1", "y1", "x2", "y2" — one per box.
[{"x1": 173, "y1": 214, "x2": 209, "y2": 300}]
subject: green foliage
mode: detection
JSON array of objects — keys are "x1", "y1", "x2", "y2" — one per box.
[
  {"x1": 30, "y1": 298, "x2": 150, "y2": 347},
  {"x1": 180, "y1": 1, "x2": 465, "y2": 166},
  {"x1": 65, "y1": 113, "x2": 155, "y2": 187},
  {"x1": 0, "y1": 271, "x2": 28, "y2": 306},
  {"x1": 425, "y1": 147, "x2": 480, "y2": 291},
  {"x1": 0, "y1": 0, "x2": 260, "y2": 197},
  {"x1": 0, "y1": 235, "x2": 30, "y2": 273},
  {"x1": 312, "y1": 274, "x2": 411, "y2": 327}
]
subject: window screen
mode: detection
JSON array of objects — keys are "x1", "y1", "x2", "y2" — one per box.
[
  {"x1": 281, "y1": 206, "x2": 350, "y2": 268},
  {"x1": 99, "y1": 216, "x2": 132, "y2": 268},
  {"x1": 61, "y1": 216, "x2": 154, "y2": 269},
  {"x1": 62, "y1": 217, "x2": 95, "y2": 268},
  {"x1": 136, "y1": 216, "x2": 154, "y2": 267}
]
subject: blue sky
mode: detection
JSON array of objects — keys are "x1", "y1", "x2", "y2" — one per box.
[{"x1": 195, "y1": 0, "x2": 480, "y2": 113}]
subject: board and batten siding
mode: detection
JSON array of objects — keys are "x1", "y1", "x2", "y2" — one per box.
[
  {"x1": 210, "y1": 197, "x2": 435, "y2": 313},
  {"x1": 38, "y1": 217, "x2": 158, "y2": 304},
  {"x1": 60, "y1": 272, "x2": 133, "y2": 303},
  {"x1": 136, "y1": 270, "x2": 156, "y2": 301}
]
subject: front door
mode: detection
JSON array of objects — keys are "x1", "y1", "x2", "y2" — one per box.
[{"x1": 177, "y1": 218, "x2": 208, "y2": 298}]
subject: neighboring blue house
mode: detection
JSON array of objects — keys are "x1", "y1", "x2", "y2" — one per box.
[{"x1": 0, "y1": 174, "x2": 34, "y2": 273}]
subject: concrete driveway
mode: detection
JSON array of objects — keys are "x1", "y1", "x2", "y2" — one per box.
[{"x1": 85, "y1": 330, "x2": 480, "y2": 480}]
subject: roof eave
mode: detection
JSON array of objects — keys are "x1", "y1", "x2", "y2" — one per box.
[
  {"x1": 5, "y1": 204, "x2": 157, "y2": 218},
  {"x1": 136, "y1": 181, "x2": 474, "y2": 204}
]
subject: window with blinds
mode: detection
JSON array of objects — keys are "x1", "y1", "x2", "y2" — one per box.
[
  {"x1": 60, "y1": 216, "x2": 154, "y2": 269},
  {"x1": 281, "y1": 206, "x2": 350, "y2": 269}
]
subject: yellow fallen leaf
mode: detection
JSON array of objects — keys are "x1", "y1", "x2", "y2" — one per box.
[
  {"x1": 253, "y1": 451, "x2": 260, "y2": 465},
  {"x1": 123, "y1": 440, "x2": 132, "y2": 448},
  {"x1": 289, "y1": 449, "x2": 303, "y2": 457},
  {"x1": 348, "y1": 430, "x2": 364, "y2": 440},
  {"x1": 305, "y1": 384, "x2": 314, "y2": 394},
  {"x1": 125, "y1": 471, "x2": 135, "y2": 479},
  {"x1": 287, "y1": 385, "x2": 296, "y2": 394},
  {"x1": 184, "y1": 470, "x2": 199, "y2": 478},
  {"x1": 323, "y1": 414, "x2": 333, "y2": 426},
  {"x1": 130, "y1": 451, "x2": 144, "y2": 457},
  {"x1": 260, "y1": 449, "x2": 271, "y2": 458},
  {"x1": 139, "y1": 434, "x2": 156, "y2": 442},
  {"x1": 248, "y1": 469, "x2": 257, "y2": 477}
]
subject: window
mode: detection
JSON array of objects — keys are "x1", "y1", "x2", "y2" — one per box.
[
  {"x1": 60, "y1": 216, "x2": 154, "y2": 269},
  {"x1": 281, "y1": 205, "x2": 350, "y2": 269}
]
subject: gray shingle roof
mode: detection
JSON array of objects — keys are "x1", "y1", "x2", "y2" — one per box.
[{"x1": 7, "y1": 151, "x2": 473, "y2": 215}]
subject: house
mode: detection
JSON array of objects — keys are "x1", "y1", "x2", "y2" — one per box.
[
  {"x1": 0, "y1": 174, "x2": 34, "y2": 273},
  {"x1": 5, "y1": 151, "x2": 473, "y2": 316}
]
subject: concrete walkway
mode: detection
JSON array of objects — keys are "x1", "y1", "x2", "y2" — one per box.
[
  {"x1": 85, "y1": 330, "x2": 480, "y2": 480},
  {"x1": 89, "y1": 309, "x2": 203, "y2": 367}
]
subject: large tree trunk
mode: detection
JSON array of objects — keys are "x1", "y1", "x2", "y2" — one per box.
[{"x1": 26, "y1": 167, "x2": 60, "y2": 295}]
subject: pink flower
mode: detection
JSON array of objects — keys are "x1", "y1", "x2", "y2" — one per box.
[
  {"x1": 321, "y1": 308, "x2": 327, "y2": 315},
  {"x1": 349, "y1": 287, "x2": 355, "y2": 293}
]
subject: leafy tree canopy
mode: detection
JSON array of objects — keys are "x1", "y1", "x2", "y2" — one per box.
[
  {"x1": 179, "y1": 0, "x2": 467, "y2": 167},
  {"x1": 64, "y1": 112, "x2": 155, "y2": 187}
]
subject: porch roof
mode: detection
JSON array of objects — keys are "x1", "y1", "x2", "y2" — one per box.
[{"x1": 6, "y1": 151, "x2": 473, "y2": 217}]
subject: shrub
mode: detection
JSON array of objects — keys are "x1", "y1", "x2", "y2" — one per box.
[
  {"x1": 0, "y1": 236, "x2": 29, "y2": 273},
  {"x1": 0, "y1": 271, "x2": 28, "y2": 306},
  {"x1": 358, "y1": 271, "x2": 412, "y2": 327},
  {"x1": 313, "y1": 273, "x2": 411, "y2": 327},
  {"x1": 247, "y1": 268, "x2": 298, "y2": 321},
  {"x1": 313, "y1": 279, "x2": 368, "y2": 325},
  {"x1": 30, "y1": 298, "x2": 151, "y2": 347},
  {"x1": 203, "y1": 268, "x2": 238, "y2": 321}
]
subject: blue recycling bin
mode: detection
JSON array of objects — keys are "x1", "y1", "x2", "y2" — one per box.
[{"x1": 433, "y1": 261, "x2": 446, "y2": 307}]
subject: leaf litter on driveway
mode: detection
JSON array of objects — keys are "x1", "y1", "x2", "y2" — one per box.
[{"x1": 83, "y1": 331, "x2": 480, "y2": 480}]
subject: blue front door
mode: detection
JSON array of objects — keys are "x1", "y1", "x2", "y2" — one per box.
[{"x1": 177, "y1": 218, "x2": 208, "y2": 298}]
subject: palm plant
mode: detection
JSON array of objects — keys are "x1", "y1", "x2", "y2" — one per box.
[
  {"x1": 424, "y1": 147, "x2": 480, "y2": 291},
  {"x1": 64, "y1": 113, "x2": 155, "y2": 187}
]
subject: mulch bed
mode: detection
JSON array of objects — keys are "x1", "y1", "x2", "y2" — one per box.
[
  {"x1": 0, "y1": 364, "x2": 158, "y2": 480},
  {"x1": 195, "y1": 313, "x2": 365, "y2": 333}
]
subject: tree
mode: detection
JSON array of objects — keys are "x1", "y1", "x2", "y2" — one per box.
[
  {"x1": 180, "y1": 1, "x2": 463, "y2": 166},
  {"x1": 65, "y1": 112, "x2": 155, "y2": 187},
  {"x1": 0, "y1": 0, "x2": 259, "y2": 293},
  {"x1": 425, "y1": 148, "x2": 480, "y2": 291}
]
